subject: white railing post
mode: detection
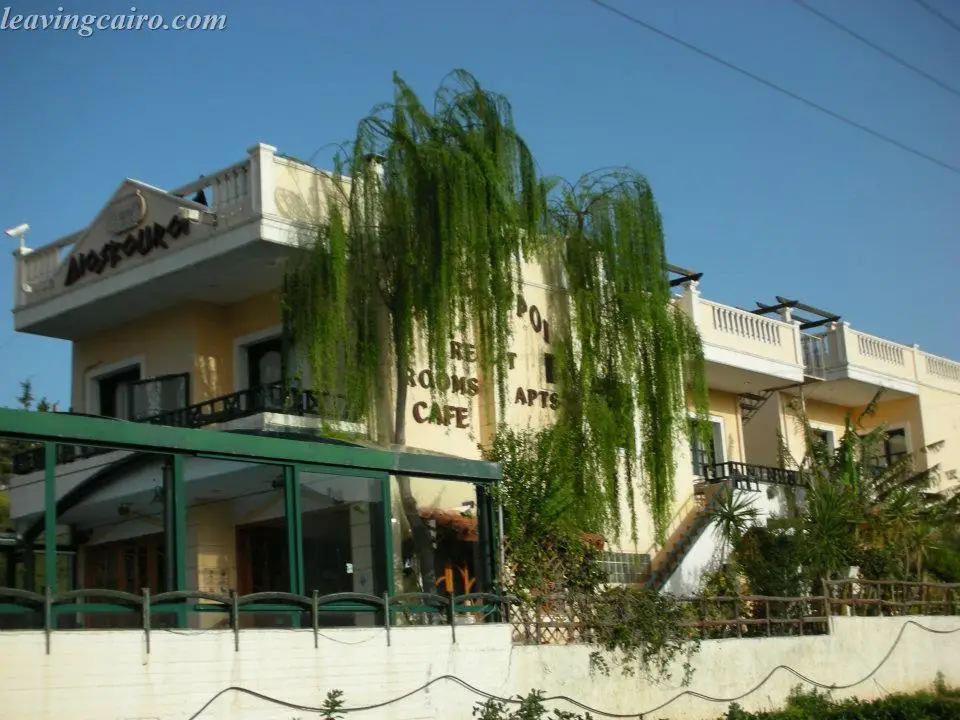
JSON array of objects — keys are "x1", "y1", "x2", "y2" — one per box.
[
  {"x1": 12, "y1": 247, "x2": 27, "y2": 308},
  {"x1": 791, "y1": 320, "x2": 804, "y2": 367},
  {"x1": 835, "y1": 322, "x2": 850, "y2": 366},
  {"x1": 911, "y1": 344, "x2": 921, "y2": 382},
  {"x1": 677, "y1": 280, "x2": 701, "y2": 326},
  {"x1": 247, "y1": 143, "x2": 277, "y2": 217}
]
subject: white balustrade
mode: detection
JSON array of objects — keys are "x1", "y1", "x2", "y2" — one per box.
[
  {"x1": 170, "y1": 157, "x2": 252, "y2": 220},
  {"x1": 14, "y1": 157, "x2": 257, "y2": 310},
  {"x1": 853, "y1": 331, "x2": 905, "y2": 366},
  {"x1": 925, "y1": 355, "x2": 960, "y2": 383},
  {"x1": 708, "y1": 302, "x2": 783, "y2": 346},
  {"x1": 14, "y1": 238, "x2": 76, "y2": 307}
]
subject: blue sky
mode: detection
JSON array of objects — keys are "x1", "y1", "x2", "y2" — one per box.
[{"x1": 0, "y1": 0, "x2": 956, "y2": 408}]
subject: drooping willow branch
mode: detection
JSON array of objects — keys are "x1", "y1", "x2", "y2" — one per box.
[
  {"x1": 283, "y1": 72, "x2": 708, "y2": 558},
  {"x1": 546, "y1": 170, "x2": 709, "y2": 544}
]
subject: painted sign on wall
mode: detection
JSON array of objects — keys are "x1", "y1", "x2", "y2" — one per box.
[
  {"x1": 406, "y1": 295, "x2": 560, "y2": 431},
  {"x1": 65, "y1": 214, "x2": 192, "y2": 287}
]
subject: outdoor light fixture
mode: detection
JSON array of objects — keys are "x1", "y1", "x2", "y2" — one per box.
[
  {"x1": 178, "y1": 207, "x2": 218, "y2": 226},
  {"x1": 4, "y1": 222, "x2": 30, "y2": 250}
]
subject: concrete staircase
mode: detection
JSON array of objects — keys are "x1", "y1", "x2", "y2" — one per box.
[{"x1": 642, "y1": 482, "x2": 727, "y2": 592}]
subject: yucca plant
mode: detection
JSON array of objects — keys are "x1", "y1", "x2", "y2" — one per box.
[{"x1": 784, "y1": 392, "x2": 958, "y2": 586}]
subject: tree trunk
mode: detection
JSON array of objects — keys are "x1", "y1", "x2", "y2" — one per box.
[{"x1": 392, "y1": 341, "x2": 437, "y2": 597}]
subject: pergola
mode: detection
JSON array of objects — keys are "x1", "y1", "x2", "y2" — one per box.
[{"x1": 0, "y1": 408, "x2": 502, "y2": 615}]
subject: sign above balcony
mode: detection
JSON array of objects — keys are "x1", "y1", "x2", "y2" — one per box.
[
  {"x1": 64, "y1": 213, "x2": 192, "y2": 287},
  {"x1": 107, "y1": 191, "x2": 147, "y2": 235}
]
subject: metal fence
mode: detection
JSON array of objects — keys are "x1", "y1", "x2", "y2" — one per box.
[
  {"x1": 509, "y1": 581, "x2": 960, "y2": 646},
  {"x1": 6, "y1": 581, "x2": 958, "y2": 654},
  {"x1": 0, "y1": 587, "x2": 519, "y2": 654}
]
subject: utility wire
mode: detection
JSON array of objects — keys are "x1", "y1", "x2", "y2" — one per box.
[
  {"x1": 586, "y1": 0, "x2": 960, "y2": 177},
  {"x1": 910, "y1": 0, "x2": 960, "y2": 34},
  {"x1": 789, "y1": 0, "x2": 960, "y2": 99},
  {"x1": 184, "y1": 619, "x2": 960, "y2": 719}
]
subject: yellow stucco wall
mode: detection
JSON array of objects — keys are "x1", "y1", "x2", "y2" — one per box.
[
  {"x1": 743, "y1": 392, "x2": 785, "y2": 468},
  {"x1": 71, "y1": 303, "x2": 201, "y2": 411},
  {"x1": 748, "y1": 392, "x2": 929, "y2": 471},
  {"x1": 71, "y1": 292, "x2": 282, "y2": 410},
  {"x1": 916, "y1": 386, "x2": 960, "y2": 488}
]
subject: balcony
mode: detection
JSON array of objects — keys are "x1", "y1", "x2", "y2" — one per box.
[
  {"x1": 800, "y1": 323, "x2": 960, "y2": 405},
  {"x1": 10, "y1": 382, "x2": 357, "y2": 475},
  {"x1": 11, "y1": 143, "x2": 337, "y2": 340},
  {"x1": 703, "y1": 461, "x2": 805, "y2": 491},
  {"x1": 675, "y1": 281, "x2": 805, "y2": 394}
]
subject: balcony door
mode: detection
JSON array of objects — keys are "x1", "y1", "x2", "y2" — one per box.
[
  {"x1": 690, "y1": 418, "x2": 725, "y2": 478},
  {"x1": 98, "y1": 366, "x2": 141, "y2": 419},
  {"x1": 247, "y1": 337, "x2": 283, "y2": 389}
]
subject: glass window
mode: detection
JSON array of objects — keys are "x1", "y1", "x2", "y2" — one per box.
[
  {"x1": 130, "y1": 373, "x2": 189, "y2": 419},
  {"x1": 389, "y1": 475, "x2": 495, "y2": 626},
  {"x1": 811, "y1": 428, "x2": 836, "y2": 451},
  {"x1": 864, "y1": 428, "x2": 909, "y2": 469},
  {"x1": 600, "y1": 551, "x2": 649, "y2": 585},
  {"x1": 881, "y1": 428, "x2": 908, "y2": 466},
  {"x1": 299, "y1": 471, "x2": 387, "y2": 627},
  {"x1": 186, "y1": 458, "x2": 292, "y2": 629}
]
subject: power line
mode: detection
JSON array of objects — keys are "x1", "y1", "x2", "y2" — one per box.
[
  {"x1": 586, "y1": 0, "x2": 960, "y2": 177},
  {"x1": 790, "y1": 0, "x2": 960, "y2": 99},
  {"x1": 910, "y1": 0, "x2": 960, "y2": 34}
]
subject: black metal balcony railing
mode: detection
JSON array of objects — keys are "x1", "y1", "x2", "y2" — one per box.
[
  {"x1": 10, "y1": 383, "x2": 355, "y2": 475},
  {"x1": 701, "y1": 461, "x2": 806, "y2": 491}
]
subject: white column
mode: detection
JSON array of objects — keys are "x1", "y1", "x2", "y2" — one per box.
[
  {"x1": 677, "y1": 280, "x2": 701, "y2": 326},
  {"x1": 247, "y1": 143, "x2": 278, "y2": 217},
  {"x1": 836, "y1": 321, "x2": 852, "y2": 366},
  {"x1": 12, "y1": 247, "x2": 27, "y2": 308},
  {"x1": 791, "y1": 320, "x2": 804, "y2": 367}
]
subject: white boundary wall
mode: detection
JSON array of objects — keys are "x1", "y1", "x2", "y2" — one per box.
[{"x1": 1, "y1": 616, "x2": 958, "y2": 719}]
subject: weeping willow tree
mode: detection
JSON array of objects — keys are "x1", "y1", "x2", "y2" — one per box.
[
  {"x1": 546, "y1": 171, "x2": 709, "y2": 544},
  {"x1": 284, "y1": 70, "x2": 546, "y2": 592},
  {"x1": 283, "y1": 70, "x2": 709, "y2": 593}
]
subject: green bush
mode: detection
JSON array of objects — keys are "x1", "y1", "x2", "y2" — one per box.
[
  {"x1": 464, "y1": 681, "x2": 960, "y2": 720},
  {"x1": 734, "y1": 526, "x2": 810, "y2": 598},
  {"x1": 720, "y1": 683, "x2": 960, "y2": 719}
]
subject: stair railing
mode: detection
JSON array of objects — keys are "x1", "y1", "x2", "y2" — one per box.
[{"x1": 644, "y1": 480, "x2": 731, "y2": 589}]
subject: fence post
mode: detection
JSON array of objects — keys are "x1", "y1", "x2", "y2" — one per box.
[
  {"x1": 765, "y1": 599, "x2": 771, "y2": 637},
  {"x1": 734, "y1": 593, "x2": 742, "y2": 638},
  {"x1": 699, "y1": 595, "x2": 707, "y2": 640},
  {"x1": 535, "y1": 600, "x2": 542, "y2": 645},
  {"x1": 231, "y1": 591, "x2": 240, "y2": 652},
  {"x1": 44, "y1": 585, "x2": 52, "y2": 656},
  {"x1": 383, "y1": 592, "x2": 391, "y2": 648},
  {"x1": 311, "y1": 590, "x2": 319, "y2": 649},
  {"x1": 822, "y1": 582, "x2": 830, "y2": 634},
  {"x1": 143, "y1": 587, "x2": 151, "y2": 655},
  {"x1": 449, "y1": 591, "x2": 457, "y2": 645}
]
